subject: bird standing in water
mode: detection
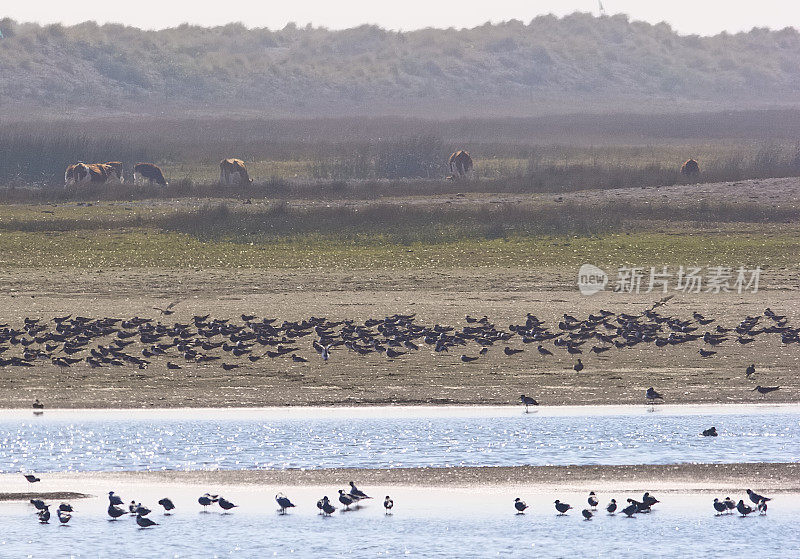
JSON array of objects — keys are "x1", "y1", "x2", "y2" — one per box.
[
  {"x1": 136, "y1": 513, "x2": 158, "y2": 528},
  {"x1": 158, "y1": 498, "x2": 175, "y2": 514},
  {"x1": 384, "y1": 496, "x2": 394, "y2": 514},
  {"x1": 554, "y1": 500, "x2": 572, "y2": 515},
  {"x1": 645, "y1": 387, "x2": 663, "y2": 404},
  {"x1": 606, "y1": 499, "x2": 617, "y2": 514},
  {"x1": 275, "y1": 493, "x2": 295, "y2": 514},
  {"x1": 520, "y1": 395, "x2": 538, "y2": 413},
  {"x1": 514, "y1": 498, "x2": 528, "y2": 514},
  {"x1": 582, "y1": 509, "x2": 593, "y2": 520},
  {"x1": 587, "y1": 492, "x2": 598, "y2": 510}
]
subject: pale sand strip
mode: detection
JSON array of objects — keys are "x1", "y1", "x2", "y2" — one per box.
[{"x1": 3, "y1": 463, "x2": 793, "y2": 499}]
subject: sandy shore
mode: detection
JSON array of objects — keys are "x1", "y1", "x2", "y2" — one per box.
[
  {"x1": 2, "y1": 463, "x2": 796, "y2": 500},
  {"x1": 0, "y1": 265, "x2": 798, "y2": 408}
]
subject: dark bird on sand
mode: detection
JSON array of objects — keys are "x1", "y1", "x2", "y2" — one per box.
[
  {"x1": 537, "y1": 345, "x2": 553, "y2": 356},
  {"x1": 218, "y1": 497, "x2": 237, "y2": 511},
  {"x1": 514, "y1": 498, "x2": 528, "y2": 513},
  {"x1": 166, "y1": 361, "x2": 181, "y2": 370},
  {"x1": 520, "y1": 394, "x2": 538, "y2": 412},
  {"x1": 24, "y1": 474, "x2": 40, "y2": 483},
  {"x1": 349, "y1": 481, "x2": 371, "y2": 500},
  {"x1": 701, "y1": 427, "x2": 718, "y2": 437},
  {"x1": 32, "y1": 399, "x2": 44, "y2": 411},
  {"x1": 153, "y1": 300, "x2": 180, "y2": 316},
  {"x1": 554, "y1": 500, "x2": 572, "y2": 515},
  {"x1": 222, "y1": 363, "x2": 239, "y2": 371},
  {"x1": 339, "y1": 490, "x2": 355, "y2": 510},
  {"x1": 621, "y1": 503, "x2": 638, "y2": 517},
  {"x1": 321, "y1": 496, "x2": 336, "y2": 516},
  {"x1": 504, "y1": 347, "x2": 523, "y2": 356},
  {"x1": 276, "y1": 493, "x2": 295, "y2": 514},
  {"x1": 136, "y1": 513, "x2": 158, "y2": 527},
  {"x1": 745, "y1": 364, "x2": 756, "y2": 377},
  {"x1": 746, "y1": 489, "x2": 771, "y2": 505},
  {"x1": 107, "y1": 504, "x2": 126, "y2": 519},
  {"x1": 753, "y1": 386, "x2": 780, "y2": 395},
  {"x1": 158, "y1": 498, "x2": 175, "y2": 512},
  {"x1": 699, "y1": 349, "x2": 717, "y2": 358},
  {"x1": 292, "y1": 354, "x2": 308, "y2": 362},
  {"x1": 645, "y1": 387, "x2": 663, "y2": 403},
  {"x1": 736, "y1": 500, "x2": 754, "y2": 516},
  {"x1": 573, "y1": 359, "x2": 584, "y2": 373},
  {"x1": 461, "y1": 355, "x2": 478, "y2": 363}
]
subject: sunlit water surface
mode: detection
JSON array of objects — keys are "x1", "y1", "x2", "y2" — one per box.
[{"x1": 1, "y1": 405, "x2": 798, "y2": 472}]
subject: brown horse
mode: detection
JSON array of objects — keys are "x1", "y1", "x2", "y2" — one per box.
[
  {"x1": 219, "y1": 158, "x2": 253, "y2": 186},
  {"x1": 448, "y1": 150, "x2": 473, "y2": 178},
  {"x1": 681, "y1": 158, "x2": 700, "y2": 177}
]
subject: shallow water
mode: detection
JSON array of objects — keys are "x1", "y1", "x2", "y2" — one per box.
[
  {"x1": 0, "y1": 487, "x2": 797, "y2": 558},
  {"x1": 2, "y1": 406, "x2": 798, "y2": 472}
]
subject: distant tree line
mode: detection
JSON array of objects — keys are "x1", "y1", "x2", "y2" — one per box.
[{"x1": 1, "y1": 14, "x2": 800, "y2": 117}]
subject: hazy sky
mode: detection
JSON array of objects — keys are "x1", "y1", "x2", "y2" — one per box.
[{"x1": 3, "y1": 1, "x2": 798, "y2": 35}]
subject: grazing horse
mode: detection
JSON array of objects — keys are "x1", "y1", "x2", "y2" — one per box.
[
  {"x1": 133, "y1": 163, "x2": 168, "y2": 186},
  {"x1": 219, "y1": 158, "x2": 253, "y2": 186},
  {"x1": 448, "y1": 150, "x2": 473, "y2": 178},
  {"x1": 681, "y1": 158, "x2": 700, "y2": 177}
]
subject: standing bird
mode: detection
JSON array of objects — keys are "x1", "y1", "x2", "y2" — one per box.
[
  {"x1": 32, "y1": 399, "x2": 44, "y2": 414},
  {"x1": 573, "y1": 359, "x2": 584, "y2": 373},
  {"x1": 582, "y1": 509, "x2": 593, "y2": 521},
  {"x1": 136, "y1": 513, "x2": 158, "y2": 528},
  {"x1": 107, "y1": 504, "x2": 126, "y2": 519},
  {"x1": 713, "y1": 498, "x2": 727, "y2": 515},
  {"x1": 723, "y1": 497, "x2": 736, "y2": 514},
  {"x1": 514, "y1": 498, "x2": 528, "y2": 514},
  {"x1": 554, "y1": 500, "x2": 572, "y2": 515},
  {"x1": 520, "y1": 395, "x2": 538, "y2": 413},
  {"x1": 537, "y1": 345, "x2": 553, "y2": 356},
  {"x1": 645, "y1": 387, "x2": 663, "y2": 404},
  {"x1": 218, "y1": 497, "x2": 237, "y2": 511},
  {"x1": 746, "y1": 489, "x2": 771, "y2": 506},
  {"x1": 198, "y1": 493, "x2": 218, "y2": 509},
  {"x1": 736, "y1": 500, "x2": 754, "y2": 516},
  {"x1": 158, "y1": 498, "x2": 175, "y2": 513},
  {"x1": 108, "y1": 491, "x2": 124, "y2": 506},
  {"x1": 384, "y1": 496, "x2": 394, "y2": 514},
  {"x1": 745, "y1": 364, "x2": 756, "y2": 377},
  {"x1": 753, "y1": 386, "x2": 780, "y2": 395},
  {"x1": 275, "y1": 493, "x2": 295, "y2": 514},
  {"x1": 642, "y1": 492, "x2": 659, "y2": 508},
  {"x1": 38, "y1": 505, "x2": 51, "y2": 523},
  {"x1": 349, "y1": 481, "x2": 371, "y2": 500},
  {"x1": 24, "y1": 474, "x2": 41, "y2": 483},
  {"x1": 321, "y1": 496, "x2": 336, "y2": 516},
  {"x1": 701, "y1": 427, "x2": 718, "y2": 437},
  {"x1": 606, "y1": 499, "x2": 617, "y2": 514},
  {"x1": 758, "y1": 499, "x2": 768, "y2": 515},
  {"x1": 587, "y1": 492, "x2": 598, "y2": 510},
  {"x1": 621, "y1": 502, "x2": 637, "y2": 517},
  {"x1": 461, "y1": 354, "x2": 478, "y2": 363},
  {"x1": 338, "y1": 490, "x2": 355, "y2": 510},
  {"x1": 57, "y1": 510, "x2": 71, "y2": 525}
]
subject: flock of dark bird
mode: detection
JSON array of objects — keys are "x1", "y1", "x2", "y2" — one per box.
[
  {"x1": 27, "y1": 478, "x2": 391, "y2": 527},
  {"x1": 27, "y1": 474, "x2": 772, "y2": 527},
  {"x1": 513, "y1": 489, "x2": 772, "y2": 520},
  {"x1": 0, "y1": 303, "x2": 793, "y2": 395}
]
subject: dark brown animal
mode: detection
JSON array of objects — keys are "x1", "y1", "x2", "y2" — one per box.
[
  {"x1": 133, "y1": 163, "x2": 168, "y2": 186},
  {"x1": 681, "y1": 158, "x2": 700, "y2": 177},
  {"x1": 219, "y1": 158, "x2": 252, "y2": 186},
  {"x1": 448, "y1": 150, "x2": 473, "y2": 177}
]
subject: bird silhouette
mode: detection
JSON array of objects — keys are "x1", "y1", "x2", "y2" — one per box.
[
  {"x1": 753, "y1": 386, "x2": 780, "y2": 395},
  {"x1": 573, "y1": 359, "x2": 584, "y2": 373},
  {"x1": 582, "y1": 509, "x2": 593, "y2": 520},
  {"x1": 158, "y1": 498, "x2": 175, "y2": 513},
  {"x1": 554, "y1": 500, "x2": 572, "y2": 515},
  {"x1": 520, "y1": 394, "x2": 538, "y2": 412},
  {"x1": 276, "y1": 493, "x2": 295, "y2": 514},
  {"x1": 24, "y1": 474, "x2": 40, "y2": 483},
  {"x1": 606, "y1": 499, "x2": 617, "y2": 514},
  {"x1": 136, "y1": 513, "x2": 158, "y2": 528},
  {"x1": 514, "y1": 498, "x2": 528, "y2": 514},
  {"x1": 587, "y1": 492, "x2": 598, "y2": 509},
  {"x1": 384, "y1": 496, "x2": 394, "y2": 514}
]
